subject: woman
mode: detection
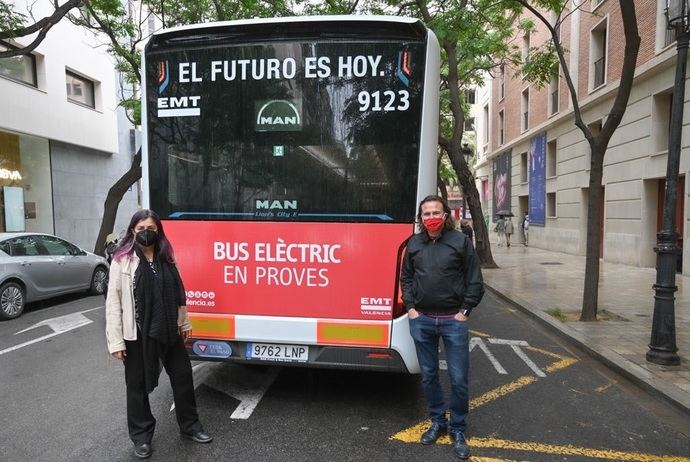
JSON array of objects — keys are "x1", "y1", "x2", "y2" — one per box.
[{"x1": 105, "y1": 209, "x2": 211, "y2": 459}]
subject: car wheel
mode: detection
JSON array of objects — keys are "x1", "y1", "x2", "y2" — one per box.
[
  {"x1": 90, "y1": 267, "x2": 108, "y2": 296},
  {"x1": 0, "y1": 282, "x2": 25, "y2": 320}
]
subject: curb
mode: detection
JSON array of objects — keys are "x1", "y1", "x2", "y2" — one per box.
[{"x1": 484, "y1": 283, "x2": 690, "y2": 416}]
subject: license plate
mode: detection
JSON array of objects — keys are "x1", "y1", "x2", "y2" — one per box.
[{"x1": 246, "y1": 343, "x2": 309, "y2": 362}]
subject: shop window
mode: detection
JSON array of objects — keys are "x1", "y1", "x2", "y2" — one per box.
[
  {"x1": 0, "y1": 130, "x2": 53, "y2": 234},
  {"x1": 0, "y1": 41, "x2": 37, "y2": 87},
  {"x1": 66, "y1": 70, "x2": 95, "y2": 108}
]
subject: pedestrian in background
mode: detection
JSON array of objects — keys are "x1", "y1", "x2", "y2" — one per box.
[
  {"x1": 401, "y1": 195, "x2": 484, "y2": 460},
  {"x1": 521, "y1": 212, "x2": 529, "y2": 246},
  {"x1": 504, "y1": 216, "x2": 514, "y2": 247},
  {"x1": 495, "y1": 216, "x2": 506, "y2": 247},
  {"x1": 460, "y1": 219, "x2": 474, "y2": 243},
  {"x1": 106, "y1": 209, "x2": 212, "y2": 459}
]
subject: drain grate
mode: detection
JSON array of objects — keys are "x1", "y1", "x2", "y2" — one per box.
[{"x1": 539, "y1": 262, "x2": 563, "y2": 265}]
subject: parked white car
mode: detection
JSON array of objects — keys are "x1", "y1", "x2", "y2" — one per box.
[{"x1": 0, "y1": 233, "x2": 108, "y2": 320}]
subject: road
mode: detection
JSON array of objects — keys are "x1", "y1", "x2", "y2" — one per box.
[{"x1": 0, "y1": 292, "x2": 689, "y2": 462}]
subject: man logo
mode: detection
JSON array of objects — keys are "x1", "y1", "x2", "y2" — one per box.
[{"x1": 255, "y1": 100, "x2": 302, "y2": 132}]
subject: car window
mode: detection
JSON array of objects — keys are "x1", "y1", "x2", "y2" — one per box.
[
  {"x1": 9, "y1": 236, "x2": 43, "y2": 256},
  {"x1": 36, "y1": 236, "x2": 75, "y2": 256},
  {"x1": 0, "y1": 241, "x2": 10, "y2": 255}
]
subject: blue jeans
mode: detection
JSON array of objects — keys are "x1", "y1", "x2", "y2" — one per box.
[{"x1": 409, "y1": 314, "x2": 469, "y2": 432}]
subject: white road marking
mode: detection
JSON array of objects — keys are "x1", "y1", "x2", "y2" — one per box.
[
  {"x1": 489, "y1": 338, "x2": 546, "y2": 377},
  {"x1": 470, "y1": 337, "x2": 508, "y2": 374},
  {"x1": 172, "y1": 362, "x2": 281, "y2": 419},
  {"x1": 0, "y1": 306, "x2": 103, "y2": 356}
]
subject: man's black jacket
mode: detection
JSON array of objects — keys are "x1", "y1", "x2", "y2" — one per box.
[{"x1": 401, "y1": 228, "x2": 484, "y2": 314}]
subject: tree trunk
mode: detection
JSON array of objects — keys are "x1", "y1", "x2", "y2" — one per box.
[
  {"x1": 93, "y1": 149, "x2": 142, "y2": 256},
  {"x1": 438, "y1": 173, "x2": 449, "y2": 200},
  {"x1": 448, "y1": 146, "x2": 497, "y2": 268},
  {"x1": 580, "y1": 143, "x2": 605, "y2": 321}
]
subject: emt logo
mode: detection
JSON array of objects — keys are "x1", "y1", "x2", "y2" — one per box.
[{"x1": 156, "y1": 60, "x2": 202, "y2": 118}]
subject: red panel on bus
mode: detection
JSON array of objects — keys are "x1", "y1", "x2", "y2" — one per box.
[{"x1": 165, "y1": 221, "x2": 413, "y2": 320}]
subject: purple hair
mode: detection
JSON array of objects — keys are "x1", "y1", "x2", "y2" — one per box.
[{"x1": 113, "y1": 209, "x2": 176, "y2": 264}]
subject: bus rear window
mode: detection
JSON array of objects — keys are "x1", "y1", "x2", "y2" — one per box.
[{"x1": 147, "y1": 40, "x2": 425, "y2": 223}]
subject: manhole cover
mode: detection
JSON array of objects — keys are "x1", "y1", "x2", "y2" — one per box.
[{"x1": 539, "y1": 262, "x2": 563, "y2": 265}]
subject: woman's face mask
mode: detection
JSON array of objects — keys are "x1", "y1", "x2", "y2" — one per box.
[{"x1": 135, "y1": 229, "x2": 158, "y2": 247}]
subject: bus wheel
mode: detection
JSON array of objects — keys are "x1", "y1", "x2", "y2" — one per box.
[{"x1": 0, "y1": 282, "x2": 25, "y2": 320}]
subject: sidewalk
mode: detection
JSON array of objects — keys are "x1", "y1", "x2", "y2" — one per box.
[{"x1": 482, "y1": 243, "x2": 690, "y2": 415}]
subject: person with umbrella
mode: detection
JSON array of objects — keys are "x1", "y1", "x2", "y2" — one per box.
[{"x1": 504, "y1": 215, "x2": 514, "y2": 247}]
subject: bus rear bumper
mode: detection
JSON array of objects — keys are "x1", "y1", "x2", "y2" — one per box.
[{"x1": 186, "y1": 340, "x2": 412, "y2": 373}]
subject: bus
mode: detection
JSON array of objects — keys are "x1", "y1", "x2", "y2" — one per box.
[{"x1": 142, "y1": 16, "x2": 439, "y2": 373}]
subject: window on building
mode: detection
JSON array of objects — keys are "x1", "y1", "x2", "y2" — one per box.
[
  {"x1": 547, "y1": 192, "x2": 556, "y2": 217},
  {"x1": 547, "y1": 139, "x2": 557, "y2": 177},
  {"x1": 0, "y1": 42, "x2": 37, "y2": 87},
  {"x1": 520, "y1": 151, "x2": 528, "y2": 183},
  {"x1": 498, "y1": 110, "x2": 505, "y2": 145},
  {"x1": 592, "y1": 0, "x2": 604, "y2": 9},
  {"x1": 521, "y1": 88, "x2": 529, "y2": 132},
  {"x1": 65, "y1": 71, "x2": 95, "y2": 108},
  {"x1": 590, "y1": 19, "x2": 608, "y2": 89},
  {"x1": 499, "y1": 65, "x2": 505, "y2": 100},
  {"x1": 652, "y1": 92, "x2": 673, "y2": 153},
  {"x1": 549, "y1": 66, "x2": 559, "y2": 115},
  {"x1": 550, "y1": 10, "x2": 562, "y2": 43},
  {"x1": 522, "y1": 31, "x2": 531, "y2": 62},
  {"x1": 464, "y1": 117, "x2": 475, "y2": 132},
  {"x1": 465, "y1": 88, "x2": 476, "y2": 105},
  {"x1": 483, "y1": 105, "x2": 489, "y2": 144},
  {"x1": 147, "y1": 15, "x2": 156, "y2": 35}
]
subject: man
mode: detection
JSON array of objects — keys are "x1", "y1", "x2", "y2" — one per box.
[
  {"x1": 504, "y1": 216, "x2": 514, "y2": 247},
  {"x1": 401, "y1": 195, "x2": 484, "y2": 460},
  {"x1": 521, "y1": 212, "x2": 529, "y2": 246}
]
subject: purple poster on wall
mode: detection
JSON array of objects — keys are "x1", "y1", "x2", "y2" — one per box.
[
  {"x1": 492, "y1": 150, "x2": 511, "y2": 222},
  {"x1": 529, "y1": 132, "x2": 546, "y2": 226}
]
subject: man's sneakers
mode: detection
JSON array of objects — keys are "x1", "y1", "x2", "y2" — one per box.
[
  {"x1": 133, "y1": 442, "x2": 152, "y2": 459},
  {"x1": 420, "y1": 422, "x2": 447, "y2": 445},
  {"x1": 450, "y1": 430, "x2": 471, "y2": 459}
]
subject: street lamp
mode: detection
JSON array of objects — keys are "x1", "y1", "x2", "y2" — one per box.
[
  {"x1": 647, "y1": 0, "x2": 688, "y2": 366},
  {"x1": 461, "y1": 143, "x2": 473, "y2": 219}
]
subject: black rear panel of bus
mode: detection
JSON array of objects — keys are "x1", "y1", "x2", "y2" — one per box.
[{"x1": 145, "y1": 20, "x2": 427, "y2": 223}]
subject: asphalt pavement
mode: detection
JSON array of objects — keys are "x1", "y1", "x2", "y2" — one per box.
[{"x1": 0, "y1": 291, "x2": 689, "y2": 461}]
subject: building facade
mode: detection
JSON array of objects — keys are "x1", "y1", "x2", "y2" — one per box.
[
  {"x1": 0, "y1": 1, "x2": 139, "y2": 251},
  {"x1": 475, "y1": 0, "x2": 690, "y2": 273}
]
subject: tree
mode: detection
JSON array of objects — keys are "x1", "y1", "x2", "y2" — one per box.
[
  {"x1": 514, "y1": 0, "x2": 640, "y2": 320},
  {"x1": 2, "y1": 0, "x2": 517, "y2": 266}
]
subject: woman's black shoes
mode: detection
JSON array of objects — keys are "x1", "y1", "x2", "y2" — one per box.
[
  {"x1": 181, "y1": 430, "x2": 213, "y2": 444},
  {"x1": 134, "y1": 443, "x2": 152, "y2": 459}
]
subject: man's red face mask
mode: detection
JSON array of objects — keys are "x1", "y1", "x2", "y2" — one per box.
[{"x1": 422, "y1": 215, "x2": 446, "y2": 233}]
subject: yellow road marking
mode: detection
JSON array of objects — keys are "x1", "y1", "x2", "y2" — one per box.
[
  {"x1": 470, "y1": 329, "x2": 492, "y2": 338},
  {"x1": 472, "y1": 458, "x2": 528, "y2": 462},
  {"x1": 470, "y1": 437, "x2": 690, "y2": 462},
  {"x1": 595, "y1": 381, "x2": 616, "y2": 393},
  {"x1": 391, "y1": 345, "x2": 578, "y2": 445}
]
